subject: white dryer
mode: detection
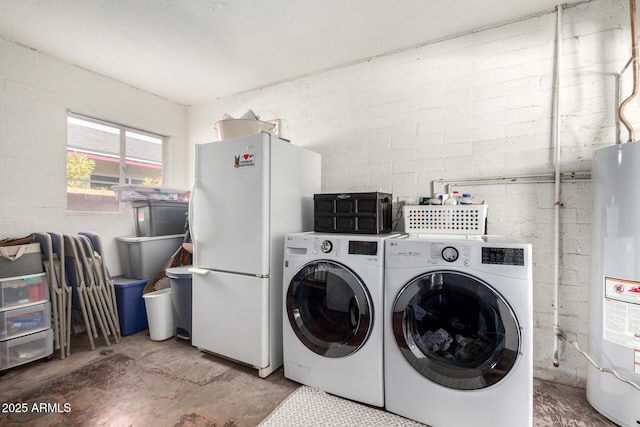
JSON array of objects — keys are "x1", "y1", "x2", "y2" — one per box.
[
  {"x1": 282, "y1": 232, "x2": 398, "y2": 407},
  {"x1": 384, "y1": 235, "x2": 533, "y2": 427}
]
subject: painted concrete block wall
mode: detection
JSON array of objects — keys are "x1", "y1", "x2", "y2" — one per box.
[
  {"x1": 0, "y1": 38, "x2": 188, "y2": 275},
  {"x1": 187, "y1": 0, "x2": 636, "y2": 387}
]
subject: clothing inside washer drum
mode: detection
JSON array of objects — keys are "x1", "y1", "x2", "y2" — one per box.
[{"x1": 392, "y1": 271, "x2": 520, "y2": 390}]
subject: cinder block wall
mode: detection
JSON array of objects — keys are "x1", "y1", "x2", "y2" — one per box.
[
  {"x1": 0, "y1": 38, "x2": 188, "y2": 275},
  {"x1": 188, "y1": 0, "x2": 636, "y2": 387}
]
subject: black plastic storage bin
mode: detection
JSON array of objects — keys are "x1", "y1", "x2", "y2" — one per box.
[
  {"x1": 314, "y1": 192, "x2": 393, "y2": 234},
  {"x1": 132, "y1": 200, "x2": 189, "y2": 237}
]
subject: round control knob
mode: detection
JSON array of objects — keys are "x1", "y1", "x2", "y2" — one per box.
[
  {"x1": 320, "y1": 240, "x2": 333, "y2": 253},
  {"x1": 442, "y1": 246, "x2": 459, "y2": 262}
]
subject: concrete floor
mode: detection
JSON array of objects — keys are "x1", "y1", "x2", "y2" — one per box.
[{"x1": 0, "y1": 331, "x2": 616, "y2": 427}]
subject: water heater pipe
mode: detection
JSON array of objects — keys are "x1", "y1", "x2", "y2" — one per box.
[
  {"x1": 552, "y1": 4, "x2": 564, "y2": 368},
  {"x1": 553, "y1": 0, "x2": 640, "y2": 390},
  {"x1": 430, "y1": 172, "x2": 590, "y2": 196},
  {"x1": 618, "y1": 0, "x2": 639, "y2": 143}
]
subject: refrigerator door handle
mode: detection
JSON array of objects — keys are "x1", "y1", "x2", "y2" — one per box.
[{"x1": 189, "y1": 267, "x2": 211, "y2": 276}]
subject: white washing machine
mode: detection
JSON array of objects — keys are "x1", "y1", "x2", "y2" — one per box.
[
  {"x1": 384, "y1": 235, "x2": 533, "y2": 427},
  {"x1": 282, "y1": 232, "x2": 399, "y2": 407}
]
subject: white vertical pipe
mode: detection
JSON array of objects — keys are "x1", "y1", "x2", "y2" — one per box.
[
  {"x1": 618, "y1": 0, "x2": 639, "y2": 142},
  {"x1": 553, "y1": 4, "x2": 564, "y2": 368}
]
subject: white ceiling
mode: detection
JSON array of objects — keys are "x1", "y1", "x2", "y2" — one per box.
[{"x1": 0, "y1": 0, "x2": 562, "y2": 106}]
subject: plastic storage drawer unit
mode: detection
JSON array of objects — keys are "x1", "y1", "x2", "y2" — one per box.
[
  {"x1": 0, "y1": 301, "x2": 51, "y2": 340},
  {"x1": 133, "y1": 200, "x2": 189, "y2": 237},
  {"x1": 314, "y1": 192, "x2": 393, "y2": 234},
  {"x1": 0, "y1": 329, "x2": 53, "y2": 371},
  {"x1": 0, "y1": 274, "x2": 49, "y2": 309}
]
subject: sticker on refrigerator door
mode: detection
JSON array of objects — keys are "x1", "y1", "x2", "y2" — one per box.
[{"x1": 234, "y1": 153, "x2": 255, "y2": 168}]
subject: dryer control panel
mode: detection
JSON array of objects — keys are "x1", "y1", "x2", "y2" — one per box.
[
  {"x1": 313, "y1": 237, "x2": 379, "y2": 257},
  {"x1": 285, "y1": 232, "x2": 399, "y2": 270}
]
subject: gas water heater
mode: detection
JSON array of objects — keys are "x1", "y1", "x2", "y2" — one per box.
[{"x1": 587, "y1": 141, "x2": 640, "y2": 426}]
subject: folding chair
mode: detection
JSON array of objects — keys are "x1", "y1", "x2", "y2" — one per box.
[
  {"x1": 71, "y1": 235, "x2": 111, "y2": 346},
  {"x1": 33, "y1": 232, "x2": 65, "y2": 359},
  {"x1": 77, "y1": 235, "x2": 119, "y2": 343},
  {"x1": 79, "y1": 231, "x2": 121, "y2": 340},
  {"x1": 49, "y1": 232, "x2": 71, "y2": 357},
  {"x1": 63, "y1": 233, "x2": 97, "y2": 350}
]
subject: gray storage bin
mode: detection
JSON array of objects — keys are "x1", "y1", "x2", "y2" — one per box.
[
  {"x1": 116, "y1": 235, "x2": 184, "y2": 279},
  {"x1": 133, "y1": 200, "x2": 189, "y2": 237}
]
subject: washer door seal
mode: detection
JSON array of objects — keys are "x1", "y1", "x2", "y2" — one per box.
[
  {"x1": 392, "y1": 270, "x2": 520, "y2": 390},
  {"x1": 287, "y1": 260, "x2": 373, "y2": 358}
]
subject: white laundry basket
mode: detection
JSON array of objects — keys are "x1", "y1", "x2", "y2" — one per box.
[
  {"x1": 403, "y1": 204, "x2": 488, "y2": 235},
  {"x1": 142, "y1": 288, "x2": 175, "y2": 341}
]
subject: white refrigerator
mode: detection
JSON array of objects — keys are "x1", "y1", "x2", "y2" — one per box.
[{"x1": 190, "y1": 132, "x2": 321, "y2": 378}]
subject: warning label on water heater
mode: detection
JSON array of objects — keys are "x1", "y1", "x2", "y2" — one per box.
[{"x1": 603, "y1": 277, "x2": 640, "y2": 349}]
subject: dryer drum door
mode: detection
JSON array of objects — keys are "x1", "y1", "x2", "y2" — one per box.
[
  {"x1": 287, "y1": 260, "x2": 373, "y2": 358},
  {"x1": 392, "y1": 270, "x2": 520, "y2": 390}
]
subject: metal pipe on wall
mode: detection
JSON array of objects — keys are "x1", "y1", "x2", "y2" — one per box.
[
  {"x1": 430, "y1": 171, "x2": 590, "y2": 196},
  {"x1": 618, "y1": 0, "x2": 639, "y2": 143},
  {"x1": 552, "y1": 3, "x2": 564, "y2": 368},
  {"x1": 432, "y1": 4, "x2": 569, "y2": 369}
]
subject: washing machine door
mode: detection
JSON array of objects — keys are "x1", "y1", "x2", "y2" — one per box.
[
  {"x1": 392, "y1": 270, "x2": 520, "y2": 390},
  {"x1": 287, "y1": 260, "x2": 373, "y2": 358}
]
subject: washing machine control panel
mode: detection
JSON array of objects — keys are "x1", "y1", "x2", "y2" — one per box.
[
  {"x1": 386, "y1": 238, "x2": 531, "y2": 276},
  {"x1": 430, "y1": 243, "x2": 472, "y2": 266},
  {"x1": 481, "y1": 247, "x2": 525, "y2": 266}
]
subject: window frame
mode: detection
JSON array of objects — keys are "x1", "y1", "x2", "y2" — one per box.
[{"x1": 66, "y1": 111, "x2": 168, "y2": 213}]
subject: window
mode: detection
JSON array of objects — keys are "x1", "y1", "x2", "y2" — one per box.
[{"x1": 66, "y1": 113, "x2": 165, "y2": 212}]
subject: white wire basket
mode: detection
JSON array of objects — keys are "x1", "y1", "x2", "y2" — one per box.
[{"x1": 403, "y1": 204, "x2": 488, "y2": 235}]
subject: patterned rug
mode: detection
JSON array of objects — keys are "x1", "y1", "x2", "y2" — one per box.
[{"x1": 258, "y1": 386, "x2": 427, "y2": 426}]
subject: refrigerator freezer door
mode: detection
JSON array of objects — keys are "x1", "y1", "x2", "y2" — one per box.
[
  {"x1": 192, "y1": 269, "x2": 269, "y2": 368},
  {"x1": 192, "y1": 134, "x2": 270, "y2": 275}
]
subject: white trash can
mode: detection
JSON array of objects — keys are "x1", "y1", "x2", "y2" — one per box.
[{"x1": 142, "y1": 288, "x2": 175, "y2": 341}]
